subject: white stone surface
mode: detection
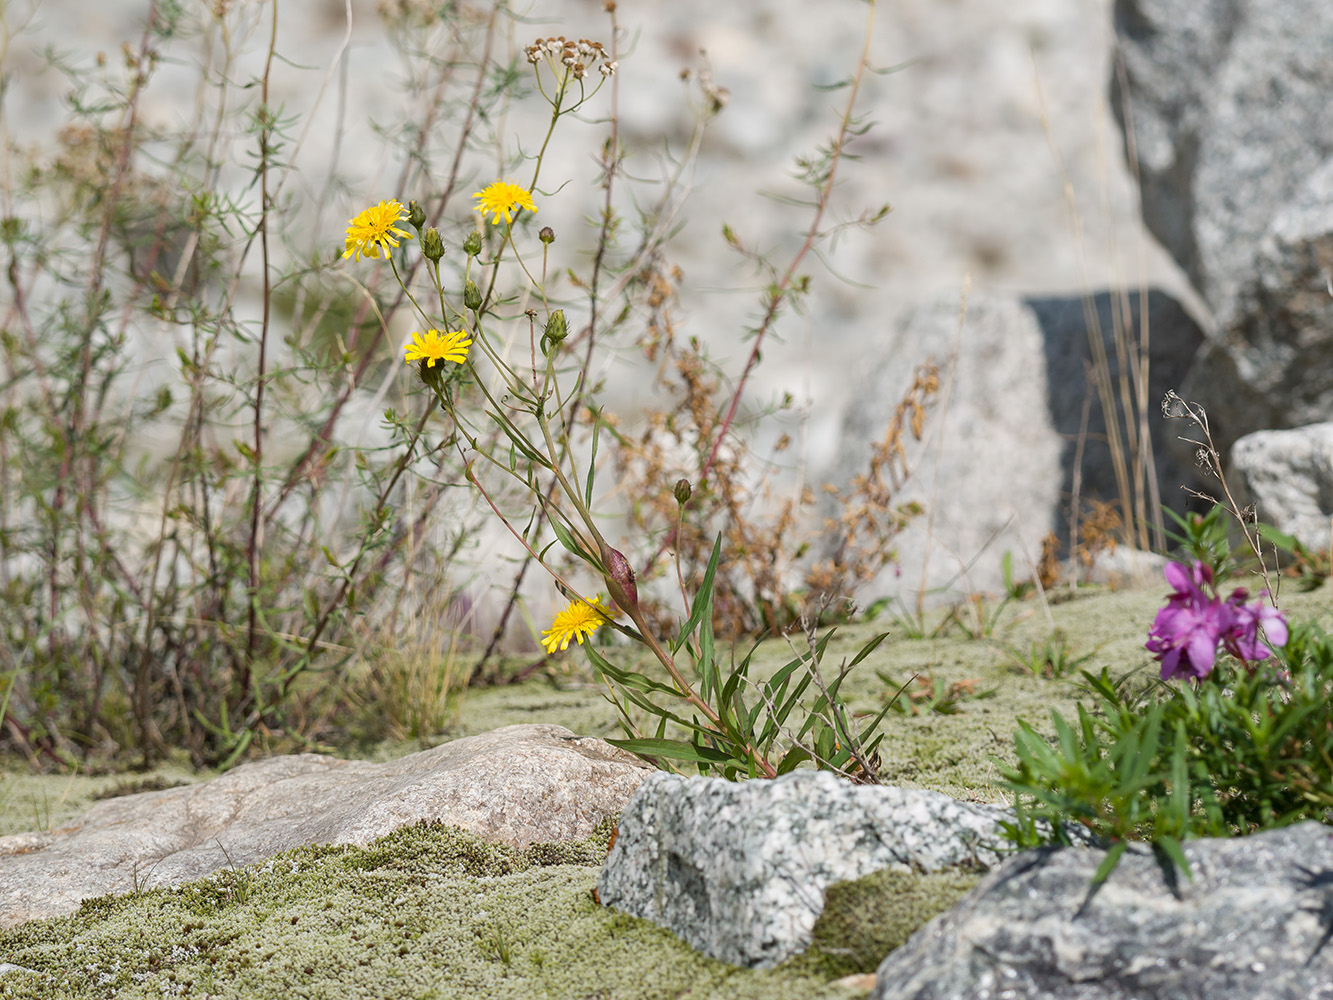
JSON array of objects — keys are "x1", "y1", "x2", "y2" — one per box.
[
  {"x1": 1232, "y1": 423, "x2": 1333, "y2": 551},
  {"x1": 0, "y1": 724, "x2": 651, "y2": 928}
]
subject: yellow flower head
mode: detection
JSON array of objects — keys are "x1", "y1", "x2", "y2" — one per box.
[
  {"x1": 343, "y1": 200, "x2": 413, "y2": 261},
  {"x1": 541, "y1": 596, "x2": 613, "y2": 654},
  {"x1": 473, "y1": 180, "x2": 537, "y2": 227},
  {"x1": 404, "y1": 329, "x2": 472, "y2": 368}
]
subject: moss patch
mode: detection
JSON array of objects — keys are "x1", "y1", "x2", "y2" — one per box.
[
  {"x1": 790, "y1": 866, "x2": 981, "y2": 978},
  {"x1": 0, "y1": 821, "x2": 882, "y2": 1000}
]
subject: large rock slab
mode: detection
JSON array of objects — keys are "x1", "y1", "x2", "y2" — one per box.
[
  {"x1": 0, "y1": 724, "x2": 651, "y2": 928},
  {"x1": 1113, "y1": 0, "x2": 1333, "y2": 454},
  {"x1": 1232, "y1": 423, "x2": 1333, "y2": 550},
  {"x1": 597, "y1": 771, "x2": 1017, "y2": 969},
  {"x1": 872, "y1": 821, "x2": 1333, "y2": 1000},
  {"x1": 831, "y1": 289, "x2": 1202, "y2": 604}
]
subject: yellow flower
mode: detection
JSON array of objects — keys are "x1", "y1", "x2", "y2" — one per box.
[
  {"x1": 541, "y1": 596, "x2": 613, "y2": 653},
  {"x1": 343, "y1": 200, "x2": 413, "y2": 261},
  {"x1": 473, "y1": 180, "x2": 537, "y2": 227},
  {"x1": 404, "y1": 329, "x2": 472, "y2": 367}
]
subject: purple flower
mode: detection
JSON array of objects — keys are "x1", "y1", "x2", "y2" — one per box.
[
  {"x1": 1146, "y1": 593, "x2": 1232, "y2": 680},
  {"x1": 1145, "y1": 560, "x2": 1289, "y2": 681},
  {"x1": 1162, "y1": 559, "x2": 1213, "y2": 603},
  {"x1": 1224, "y1": 591, "x2": 1289, "y2": 665}
]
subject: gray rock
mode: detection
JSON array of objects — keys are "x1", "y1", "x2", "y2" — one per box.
[
  {"x1": 1081, "y1": 546, "x2": 1169, "y2": 589},
  {"x1": 872, "y1": 821, "x2": 1333, "y2": 1000},
  {"x1": 1026, "y1": 289, "x2": 1206, "y2": 522},
  {"x1": 1183, "y1": 160, "x2": 1333, "y2": 454},
  {"x1": 1113, "y1": 0, "x2": 1333, "y2": 455},
  {"x1": 1232, "y1": 423, "x2": 1333, "y2": 551},
  {"x1": 0, "y1": 724, "x2": 651, "y2": 928},
  {"x1": 832, "y1": 289, "x2": 1201, "y2": 605},
  {"x1": 597, "y1": 771, "x2": 1016, "y2": 969}
]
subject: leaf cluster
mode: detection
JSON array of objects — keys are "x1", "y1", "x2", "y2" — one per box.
[
  {"x1": 1000, "y1": 624, "x2": 1333, "y2": 883},
  {"x1": 592, "y1": 536, "x2": 896, "y2": 782}
]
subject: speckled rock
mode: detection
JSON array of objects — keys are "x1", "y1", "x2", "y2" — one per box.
[
  {"x1": 596, "y1": 771, "x2": 1017, "y2": 969},
  {"x1": 1113, "y1": 0, "x2": 1333, "y2": 454},
  {"x1": 1232, "y1": 423, "x2": 1333, "y2": 551},
  {"x1": 832, "y1": 289, "x2": 1202, "y2": 605},
  {"x1": 871, "y1": 820, "x2": 1333, "y2": 1000},
  {"x1": 0, "y1": 724, "x2": 651, "y2": 929}
]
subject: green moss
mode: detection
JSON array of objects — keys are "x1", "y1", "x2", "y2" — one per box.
[
  {"x1": 789, "y1": 867, "x2": 981, "y2": 978},
  {"x1": 0, "y1": 822, "x2": 883, "y2": 1000}
]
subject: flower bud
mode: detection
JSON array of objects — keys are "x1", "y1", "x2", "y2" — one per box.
[
  {"x1": 600, "y1": 544, "x2": 639, "y2": 615},
  {"x1": 407, "y1": 200, "x2": 427, "y2": 232},
  {"x1": 673, "y1": 478, "x2": 692, "y2": 506},
  {"x1": 416, "y1": 357, "x2": 444, "y2": 391},
  {"x1": 463, "y1": 230, "x2": 483, "y2": 257},
  {"x1": 543, "y1": 309, "x2": 568, "y2": 345},
  {"x1": 421, "y1": 227, "x2": 446, "y2": 262},
  {"x1": 539, "y1": 226, "x2": 555, "y2": 244},
  {"x1": 464, "y1": 279, "x2": 482, "y2": 311}
]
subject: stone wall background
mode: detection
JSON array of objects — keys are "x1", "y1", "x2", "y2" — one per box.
[{"x1": 4, "y1": 0, "x2": 1207, "y2": 622}]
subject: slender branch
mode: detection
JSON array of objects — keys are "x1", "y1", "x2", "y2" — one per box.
[{"x1": 242, "y1": 0, "x2": 281, "y2": 702}]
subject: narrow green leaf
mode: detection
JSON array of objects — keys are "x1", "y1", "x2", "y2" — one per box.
[
  {"x1": 548, "y1": 515, "x2": 596, "y2": 566},
  {"x1": 584, "y1": 406, "x2": 602, "y2": 510},
  {"x1": 606, "y1": 737, "x2": 733, "y2": 765},
  {"x1": 1090, "y1": 840, "x2": 1128, "y2": 887},
  {"x1": 674, "y1": 534, "x2": 723, "y2": 653},
  {"x1": 1154, "y1": 836, "x2": 1193, "y2": 881},
  {"x1": 846, "y1": 631, "x2": 890, "y2": 669}
]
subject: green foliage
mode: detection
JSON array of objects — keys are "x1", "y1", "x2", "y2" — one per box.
[
  {"x1": 1000, "y1": 625, "x2": 1333, "y2": 882},
  {"x1": 1256, "y1": 522, "x2": 1331, "y2": 592},
  {"x1": 999, "y1": 629, "x2": 1094, "y2": 679},
  {"x1": 1163, "y1": 504, "x2": 1241, "y2": 580},
  {"x1": 592, "y1": 536, "x2": 896, "y2": 781},
  {"x1": 876, "y1": 671, "x2": 998, "y2": 717}
]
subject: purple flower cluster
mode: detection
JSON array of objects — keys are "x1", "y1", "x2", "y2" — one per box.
[{"x1": 1144, "y1": 561, "x2": 1288, "y2": 681}]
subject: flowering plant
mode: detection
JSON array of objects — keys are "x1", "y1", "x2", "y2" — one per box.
[
  {"x1": 334, "y1": 10, "x2": 898, "y2": 783},
  {"x1": 1145, "y1": 560, "x2": 1288, "y2": 681},
  {"x1": 1002, "y1": 553, "x2": 1328, "y2": 886}
]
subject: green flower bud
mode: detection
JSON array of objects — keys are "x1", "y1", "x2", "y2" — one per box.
[
  {"x1": 421, "y1": 227, "x2": 446, "y2": 262},
  {"x1": 464, "y1": 279, "x2": 482, "y2": 311},
  {"x1": 407, "y1": 200, "x2": 427, "y2": 232},
  {"x1": 463, "y1": 230, "x2": 484, "y2": 257},
  {"x1": 416, "y1": 357, "x2": 445, "y2": 392},
  {"x1": 539, "y1": 226, "x2": 555, "y2": 244},
  {"x1": 673, "y1": 478, "x2": 692, "y2": 506},
  {"x1": 543, "y1": 309, "x2": 568, "y2": 346}
]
